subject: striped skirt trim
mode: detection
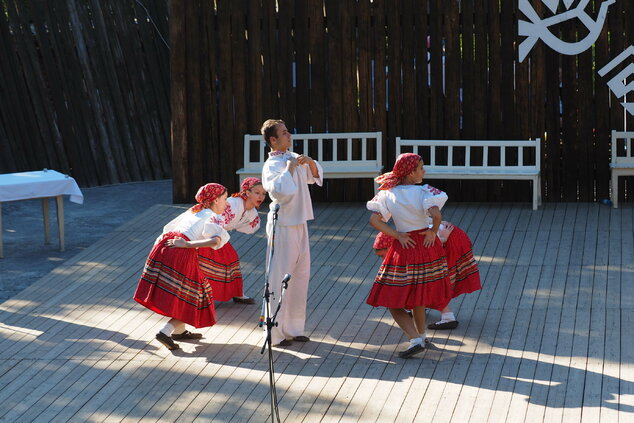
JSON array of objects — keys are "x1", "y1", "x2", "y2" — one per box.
[
  {"x1": 140, "y1": 257, "x2": 210, "y2": 308},
  {"x1": 198, "y1": 242, "x2": 244, "y2": 302},
  {"x1": 367, "y1": 229, "x2": 452, "y2": 311},
  {"x1": 198, "y1": 255, "x2": 242, "y2": 284},
  {"x1": 444, "y1": 227, "x2": 482, "y2": 297},
  {"x1": 375, "y1": 257, "x2": 449, "y2": 286},
  {"x1": 134, "y1": 232, "x2": 216, "y2": 328}
]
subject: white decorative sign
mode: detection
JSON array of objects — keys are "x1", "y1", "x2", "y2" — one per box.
[
  {"x1": 519, "y1": 0, "x2": 633, "y2": 116},
  {"x1": 518, "y1": 0, "x2": 616, "y2": 63},
  {"x1": 598, "y1": 46, "x2": 634, "y2": 115}
]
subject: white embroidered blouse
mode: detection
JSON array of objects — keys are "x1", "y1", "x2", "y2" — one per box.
[
  {"x1": 222, "y1": 196, "x2": 261, "y2": 234},
  {"x1": 157, "y1": 208, "x2": 230, "y2": 249},
  {"x1": 367, "y1": 184, "x2": 448, "y2": 232}
]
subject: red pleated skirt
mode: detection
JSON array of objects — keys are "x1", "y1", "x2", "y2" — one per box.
[
  {"x1": 197, "y1": 242, "x2": 243, "y2": 302},
  {"x1": 443, "y1": 227, "x2": 482, "y2": 297},
  {"x1": 133, "y1": 232, "x2": 216, "y2": 328},
  {"x1": 367, "y1": 229, "x2": 452, "y2": 311},
  {"x1": 373, "y1": 231, "x2": 393, "y2": 250}
]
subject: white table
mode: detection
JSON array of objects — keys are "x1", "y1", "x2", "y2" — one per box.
[{"x1": 0, "y1": 170, "x2": 84, "y2": 258}]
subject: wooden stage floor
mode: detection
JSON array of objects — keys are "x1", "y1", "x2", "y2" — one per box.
[{"x1": 0, "y1": 202, "x2": 632, "y2": 422}]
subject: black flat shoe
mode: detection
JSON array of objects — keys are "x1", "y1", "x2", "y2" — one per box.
[
  {"x1": 398, "y1": 343, "x2": 425, "y2": 358},
  {"x1": 292, "y1": 336, "x2": 310, "y2": 342},
  {"x1": 427, "y1": 320, "x2": 459, "y2": 330},
  {"x1": 273, "y1": 339, "x2": 292, "y2": 347},
  {"x1": 233, "y1": 296, "x2": 256, "y2": 305},
  {"x1": 172, "y1": 330, "x2": 203, "y2": 340},
  {"x1": 156, "y1": 332, "x2": 180, "y2": 350}
]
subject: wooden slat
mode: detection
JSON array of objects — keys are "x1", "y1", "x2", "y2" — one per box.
[
  {"x1": 371, "y1": 0, "x2": 387, "y2": 158},
  {"x1": 170, "y1": 0, "x2": 188, "y2": 202},
  {"x1": 561, "y1": 23, "x2": 578, "y2": 202},
  {"x1": 428, "y1": 0, "x2": 443, "y2": 140},
  {"x1": 308, "y1": 0, "x2": 327, "y2": 133},
  {"x1": 246, "y1": 2, "x2": 264, "y2": 133},
  {"x1": 262, "y1": 0, "x2": 280, "y2": 123},
  {"x1": 414, "y1": 0, "x2": 430, "y2": 140},
  {"x1": 230, "y1": 0, "x2": 249, "y2": 192},
  {"x1": 294, "y1": 0, "x2": 310, "y2": 132}
]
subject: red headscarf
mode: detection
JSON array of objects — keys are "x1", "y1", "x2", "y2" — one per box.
[
  {"x1": 191, "y1": 183, "x2": 226, "y2": 213},
  {"x1": 375, "y1": 153, "x2": 422, "y2": 190},
  {"x1": 231, "y1": 177, "x2": 262, "y2": 200}
]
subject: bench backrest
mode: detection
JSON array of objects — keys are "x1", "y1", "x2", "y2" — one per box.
[
  {"x1": 396, "y1": 138, "x2": 540, "y2": 172},
  {"x1": 611, "y1": 130, "x2": 634, "y2": 166},
  {"x1": 243, "y1": 132, "x2": 382, "y2": 171}
]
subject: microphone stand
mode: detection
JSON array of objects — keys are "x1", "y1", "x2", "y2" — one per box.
[{"x1": 260, "y1": 203, "x2": 290, "y2": 423}]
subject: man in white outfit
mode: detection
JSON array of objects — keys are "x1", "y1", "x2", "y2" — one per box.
[{"x1": 260, "y1": 119, "x2": 323, "y2": 347}]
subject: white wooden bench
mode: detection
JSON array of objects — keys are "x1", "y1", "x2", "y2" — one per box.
[
  {"x1": 396, "y1": 138, "x2": 542, "y2": 210},
  {"x1": 236, "y1": 132, "x2": 383, "y2": 190},
  {"x1": 610, "y1": 130, "x2": 634, "y2": 208}
]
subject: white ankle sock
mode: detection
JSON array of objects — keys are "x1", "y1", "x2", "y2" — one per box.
[
  {"x1": 441, "y1": 312, "x2": 456, "y2": 322},
  {"x1": 419, "y1": 332, "x2": 428, "y2": 343},
  {"x1": 160, "y1": 322, "x2": 175, "y2": 336},
  {"x1": 172, "y1": 322, "x2": 186, "y2": 335},
  {"x1": 409, "y1": 337, "x2": 423, "y2": 347}
]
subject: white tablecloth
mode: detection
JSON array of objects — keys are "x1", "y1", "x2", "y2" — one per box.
[{"x1": 0, "y1": 170, "x2": 84, "y2": 204}]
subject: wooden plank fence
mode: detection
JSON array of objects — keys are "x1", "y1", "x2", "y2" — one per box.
[
  {"x1": 2, "y1": 1, "x2": 633, "y2": 205},
  {"x1": 0, "y1": 0, "x2": 170, "y2": 187},
  {"x1": 170, "y1": 0, "x2": 634, "y2": 204}
]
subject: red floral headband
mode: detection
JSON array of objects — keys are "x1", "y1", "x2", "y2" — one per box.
[
  {"x1": 231, "y1": 177, "x2": 262, "y2": 200},
  {"x1": 191, "y1": 183, "x2": 226, "y2": 213},
  {"x1": 375, "y1": 153, "x2": 422, "y2": 190}
]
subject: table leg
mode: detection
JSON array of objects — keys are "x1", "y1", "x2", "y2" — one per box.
[
  {"x1": 0, "y1": 202, "x2": 3, "y2": 258},
  {"x1": 56, "y1": 195, "x2": 65, "y2": 251},
  {"x1": 42, "y1": 198, "x2": 51, "y2": 244}
]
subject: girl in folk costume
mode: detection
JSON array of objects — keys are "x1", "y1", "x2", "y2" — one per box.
[
  {"x1": 371, "y1": 200, "x2": 481, "y2": 331},
  {"x1": 197, "y1": 177, "x2": 266, "y2": 305},
  {"x1": 425, "y1": 211, "x2": 481, "y2": 330},
  {"x1": 134, "y1": 183, "x2": 230, "y2": 351},
  {"x1": 367, "y1": 153, "x2": 453, "y2": 358}
]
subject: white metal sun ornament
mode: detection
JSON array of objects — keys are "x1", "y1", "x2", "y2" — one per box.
[
  {"x1": 598, "y1": 46, "x2": 634, "y2": 116},
  {"x1": 518, "y1": 0, "x2": 617, "y2": 63}
]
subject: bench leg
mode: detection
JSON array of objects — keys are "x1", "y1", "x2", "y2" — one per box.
[
  {"x1": 0, "y1": 202, "x2": 3, "y2": 258},
  {"x1": 42, "y1": 198, "x2": 51, "y2": 244},
  {"x1": 611, "y1": 172, "x2": 618, "y2": 208},
  {"x1": 56, "y1": 195, "x2": 65, "y2": 252},
  {"x1": 532, "y1": 177, "x2": 539, "y2": 210}
]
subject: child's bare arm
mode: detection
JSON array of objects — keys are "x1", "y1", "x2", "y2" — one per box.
[
  {"x1": 369, "y1": 213, "x2": 415, "y2": 248},
  {"x1": 423, "y1": 206, "x2": 442, "y2": 247},
  {"x1": 167, "y1": 236, "x2": 221, "y2": 249}
]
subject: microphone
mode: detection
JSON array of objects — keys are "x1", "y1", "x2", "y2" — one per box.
[
  {"x1": 273, "y1": 203, "x2": 280, "y2": 213},
  {"x1": 281, "y1": 273, "x2": 291, "y2": 288}
]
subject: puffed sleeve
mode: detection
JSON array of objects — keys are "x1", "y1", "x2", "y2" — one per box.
[
  {"x1": 262, "y1": 160, "x2": 298, "y2": 204},
  {"x1": 305, "y1": 160, "x2": 324, "y2": 186},
  {"x1": 235, "y1": 209, "x2": 261, "y2": 234},
  {"x1": 421, "y1": 184, "x2": 448, "y2": 211},
  {"x1": 366, "y1": 191, "x2": 392, "y2": 222},
  {"x1": 161, "y1": 211, "x2": 186, "y2": 234},
  {"x1": 202, "y1": 221, "x2": 230, "y2": 249},
  {"x1": 155, "y1": 210, "x2": 187, "y2": 244}
]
